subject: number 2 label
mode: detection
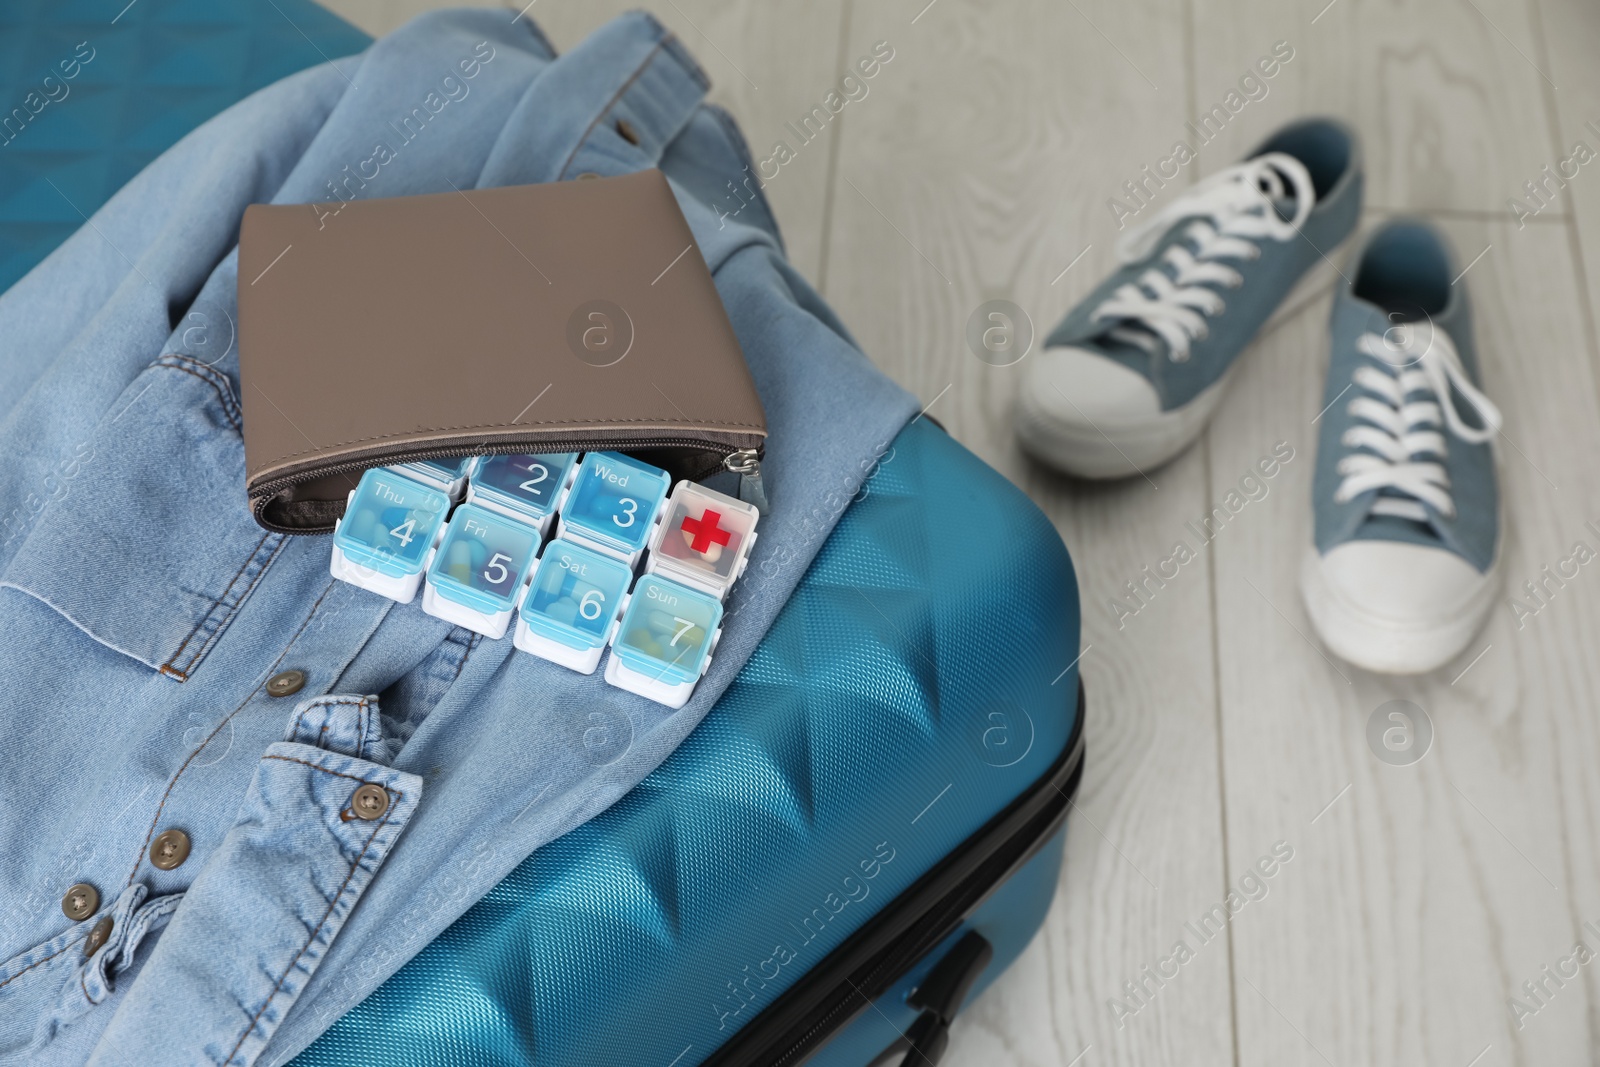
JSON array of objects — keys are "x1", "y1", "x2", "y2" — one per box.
[{"x1": 518, "y1": 463, "x2": 548, "y2": 494}]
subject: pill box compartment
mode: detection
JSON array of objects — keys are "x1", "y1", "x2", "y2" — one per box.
[
  {"x1": 557, "y1": 451, "x2": 671, "y2": 567},
  {"x1": 422, "y1": 504, "x2": 541, "y2": 639},
  {"x1": 330, "y1": 470, "x2": 451, "y2": 604},
  {"x1": 466, "y1": 452, "x2": 579, "y2": 536},
  {"x1": 647, "y1": 481, "x2": 759, "y2": 600},
  {"x1": 604, "y1": 574, "x2": 723, "y2": 709},
  {"x1": 390, "y1": 457, "x2": 472, "y2": 501},
  {"x1": 513, "y1": 537, "x2": 634, "y2": 674}
]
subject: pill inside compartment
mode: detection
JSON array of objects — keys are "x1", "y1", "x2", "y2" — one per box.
[
  {"x1": 648, "y1": 481, "x2": 759, "y2": 597},
  {"x1": 330, "y1": 470, "x2": 450, "y2": 603},
  {"x1": 612, "y1": 575, "x2": 721, "y2": 683},
  {"x1": 514, "y1": 537, "x2": 634, "y2": 673},
  {"x1": 559, "y1": 452, "x2": 671, "y2": 561},
  {"x1": 522, "y1": 539, "x2": 632, "y2": 647},
  {"x1": 468, "y1": 452, "x2": 578, "y2": 531},
  {"x1": 423, "y1": 503, "x2": 541, "y2": 639}
]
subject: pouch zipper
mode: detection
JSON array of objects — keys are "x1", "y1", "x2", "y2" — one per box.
[{"x1": 250, "y1": 435, "x2": 763, "y2": 533}]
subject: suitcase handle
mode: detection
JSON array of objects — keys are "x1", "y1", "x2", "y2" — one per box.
[{"x1": 871, "y1": 930, "x2": 994, "y2": 1066}]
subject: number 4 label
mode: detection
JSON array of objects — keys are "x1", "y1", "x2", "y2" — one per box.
[{"x1": 389, "y1": 519, "x2": 416, "y2": 547}]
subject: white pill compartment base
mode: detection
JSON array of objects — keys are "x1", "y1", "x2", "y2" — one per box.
[
  {"x1": 512, "y1": 613, "x2": 621, "y2": 674},
  {"x1": 421, "y1": 582, "x2": 517, "y2": 640},
  {"x1": 603, "y1": 628, "x2": 722, "y2": 710}
]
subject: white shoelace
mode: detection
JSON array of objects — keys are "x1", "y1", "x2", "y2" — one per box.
[
  {"x1": 1092, "y1": 153, "x2": 1316, "y2": 362},
  {"x1": 1334, "y1": 324, "x2": 1502, "y2": 522}
]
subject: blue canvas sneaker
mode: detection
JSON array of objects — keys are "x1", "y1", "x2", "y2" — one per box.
[
  {"x1": 1301, "y1": 221, "x2": 1503, "y2": 673},
  {"x1": 1018, "y1": 118, "x2": 1363, "y2": 477}
]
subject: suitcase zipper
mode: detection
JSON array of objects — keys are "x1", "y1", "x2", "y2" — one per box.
[{"x1": 769, "y1": 787, "x2": 1075, "y2": 1067}]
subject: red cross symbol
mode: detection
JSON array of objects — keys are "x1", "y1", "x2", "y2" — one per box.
[{"x1": 681, "y1": 509, "x2": 731, "y2": 554}]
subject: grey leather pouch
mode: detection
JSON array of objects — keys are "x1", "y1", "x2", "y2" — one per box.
[{"x1": 237, "y1": 170, "x2": 765, "y2": 534}]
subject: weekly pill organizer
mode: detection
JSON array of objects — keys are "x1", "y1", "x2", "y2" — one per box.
[{"x1": 329, "y1": 451, "x2": 758, "y2": 708}]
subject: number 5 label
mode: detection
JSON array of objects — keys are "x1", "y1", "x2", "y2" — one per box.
[{"x1": 483, "y1": 552, "x2": 512, "y2": 586}]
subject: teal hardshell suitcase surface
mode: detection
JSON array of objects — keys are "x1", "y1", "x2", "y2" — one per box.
[{"x1": 293, "y1": 417, "x2": 1086, "y2": 1066}]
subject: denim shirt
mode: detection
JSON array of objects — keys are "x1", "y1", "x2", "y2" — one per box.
[{"x1": 0, "y1": 11, "x2": 916, "y2": 1065}]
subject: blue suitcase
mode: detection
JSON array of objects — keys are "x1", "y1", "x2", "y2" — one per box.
[{"x1": 291, "y1": 418, "x2": 1085, "y2": 1066}]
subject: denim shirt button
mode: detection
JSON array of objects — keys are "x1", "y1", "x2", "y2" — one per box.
[
  {"x1": 150, "y1": 829, "x2": 191, "y2": 870},
  {"x1": 615, "y1": 118, "x2": 640, "y2": 145},
  {"x1": 84, "y1": 915, "x2": 113, "y2": 958},
  {"x1": 266, "y1": 669, "x2": 306, "y2": 698},
  {"x1": 62, "y1": 882, "x2": 99, "y2": 920},
  {"x1": 347, "y1": 783, "x2": 391, "y2": 821}
]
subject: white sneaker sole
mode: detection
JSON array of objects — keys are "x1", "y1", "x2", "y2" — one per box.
[
  {"x1": 1015, "y1": 364, "x2": 1236, "y2": 478},
  {"x1": 1015, "y1": 234, "x2": 1349, "y2": 480},
  {"x1": 1298, "y1": 544, "x2": 1501, "y2": 675}
]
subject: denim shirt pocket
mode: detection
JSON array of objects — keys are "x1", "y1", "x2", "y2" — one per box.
[
  {"x1": 0, "y1": 354, "x2": 284, "y2": 680},
  {"x1": 83, "y1": 695, "x2": 421, "y2": 1067},
  {"x1": 0, "y1": 917, "x2": 92, "y2": 1059}
]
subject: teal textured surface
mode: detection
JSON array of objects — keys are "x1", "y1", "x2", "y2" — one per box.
[
  {"x1": 293, "y1": 418, "x2": 1083, "y2": 1066},
  {"x1": 0, "y1": 0, "x2": 369, "y2": 293}
]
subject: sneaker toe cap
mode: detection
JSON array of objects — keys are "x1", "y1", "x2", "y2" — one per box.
[
  {"x1": 1019, "y1": 346, "x2": 1161, "y2": 427},
  {"x1": 1318, "y1": 540, "x2": 1490, "y2": 623}
]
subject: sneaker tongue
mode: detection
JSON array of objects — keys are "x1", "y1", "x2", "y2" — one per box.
[{"x1": 1352, "y1": 509, "x2": 1442, "y2": 547}]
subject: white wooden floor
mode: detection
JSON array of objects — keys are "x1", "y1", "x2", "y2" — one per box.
[{"x1": 321, "y1": 2, "x2": 1600, "y2": 1064}]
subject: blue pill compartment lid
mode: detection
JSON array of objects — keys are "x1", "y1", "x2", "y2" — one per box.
[
  {"x1": 611, "y1": 575, "x2": 722, "y2": 685},
  {"x1": 560, "y1": 452, "x2": 670, "y2": 554},
  {"x1": 520, "y1": 538, "x2": 634, "y2": 652},
  {"x1": 332, "y1": 470, "x2": 450, "y2": 578},
  {"x1": 394, "y1": 456, "x2": 471, "y2": 486},
  {"x1": 470, "y1": 452, "x2": 578, "y2": 520},
  {"x1": 426, "y1": 504, "x2": 541, "y2": 613}
]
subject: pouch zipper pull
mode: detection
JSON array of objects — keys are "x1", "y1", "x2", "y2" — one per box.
[{"x1": 725, "y1": 448, "x2": 768, "y2": 513}]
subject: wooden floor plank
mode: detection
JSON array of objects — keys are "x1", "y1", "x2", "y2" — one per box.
[
  {"x1": 825, "y1": 2, "x2": 1236, "y2": 1065},
  {"x1": 1206, "y1": 212, "x2": 1600, "y2": 1067},
  {"x1": 1190, "y1": 0, "x2": 1558, "y2": 215},
  {"x1": 1532, "y1": 0, "x2": 1600, "y2": 395}
]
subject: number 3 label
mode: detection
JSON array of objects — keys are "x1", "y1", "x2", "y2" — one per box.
[{"x1": 613, "y1": 498, "x2": 637, "y2": 528}]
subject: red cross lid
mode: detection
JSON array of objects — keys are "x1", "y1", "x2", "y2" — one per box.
[{"x1": 648, "y1": 481, "x2": 760, "y2": 597}]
